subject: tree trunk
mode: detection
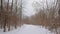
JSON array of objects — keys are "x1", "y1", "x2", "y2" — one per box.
[
  {"x1": 14, "y1": 0, "x2": 17, "y2": 29},
  {"x1": 8, "y1": 25, "x2": 10, "y2": 31},
  {"x1": 0, "y1": 0, "x2": 3, "y2": 29},
  {"x1": 3, "y1": 25, "x2": 6, "y2": 32},
  {"x1": 3, "y1": 15, "x2": 6, "y2": 32}
]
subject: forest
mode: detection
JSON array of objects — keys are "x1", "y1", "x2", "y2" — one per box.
[{"x1": 0, "y1": 0, "x2": 60, "y2": 34}]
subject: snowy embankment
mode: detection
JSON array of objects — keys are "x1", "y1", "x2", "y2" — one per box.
[{"x1": 0, "y1": 24, "x2": 55, "y2": 34}]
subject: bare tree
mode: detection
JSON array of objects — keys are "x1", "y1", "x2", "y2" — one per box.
[
  {"x1": 0, "y1": 0, "x2": 3, "y2": 29},
  {"x1": 3, "y1": 0, "x2": 9, "y2": 32},
  {"x1": 8, "y1": 0, "x2": 13, "y2": 31},
  {"x1": 13, "y1": 0, "x2": 18, "y2": 29}
]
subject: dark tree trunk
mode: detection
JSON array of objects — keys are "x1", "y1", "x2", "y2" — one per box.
[
  {"x1": 4, "y1": 15, "x2": 7, "y2": 32},
  {"x1": 4, "y1": 0, "x2": 9, "y2": 32},
  {"x1": 0, "y1": 0, "x2": 3, "y2": 29},
  {"x1": 14, "y1": 0, "x2": 17, "y2": 29},
  {"x1": 8, "y1": 25, "x2": 10, "y2": 31}
]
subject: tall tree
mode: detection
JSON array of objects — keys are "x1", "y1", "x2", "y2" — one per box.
[
  {"x1": 14, "y1": 0, "x2": 18, "y2": 29},
  {"x1": 8, "y1": 0, "x2": 13, "y2": 31},
  {"x1": 20, "y1": 0, "x2": 22, "y2": 27},
  {"x1": 3, "y1": 0, "x2": 9, "y2": 32},
  {"x1": 0, "y1": 0, "x2": 3, "y2": 29}
]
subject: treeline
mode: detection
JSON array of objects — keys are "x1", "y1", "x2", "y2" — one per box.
[
  {"x1": 0, "y1": 0, "x2": 21, "y2": 32},
  {"x1": 22, "y1": 0, "x2": 60, "y2": 28},
  {"x1": 22, "y1": 0, "x2": 60, "y2": 34}
]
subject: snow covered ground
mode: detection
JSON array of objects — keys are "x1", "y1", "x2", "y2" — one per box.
[
  {"x1": 0, "y1": 0, "x2": 59, "y2": 34},
  {"x1": 0, "y1": 24, "x2": 55, "y2": 34}
]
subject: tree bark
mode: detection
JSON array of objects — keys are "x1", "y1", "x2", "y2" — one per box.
[{"x1": 15, "y1": 0, "x2": 17, "y2": 29}]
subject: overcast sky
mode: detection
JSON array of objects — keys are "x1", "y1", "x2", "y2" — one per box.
[{"x1": 0, "y1": 0, "x2": 59, "y2": 18}]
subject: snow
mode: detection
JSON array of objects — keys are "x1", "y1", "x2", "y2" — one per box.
[
  {"x1": 0, "y1": 24, "x2": 54, "y2": 34},
  {"x1": 0, "y1": 0, "x2": 59, "y2": 34}
]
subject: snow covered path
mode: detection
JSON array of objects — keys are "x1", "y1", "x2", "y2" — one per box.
[{"x1": 0, "y1": 24, "x2": 54, "y2": 34}]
